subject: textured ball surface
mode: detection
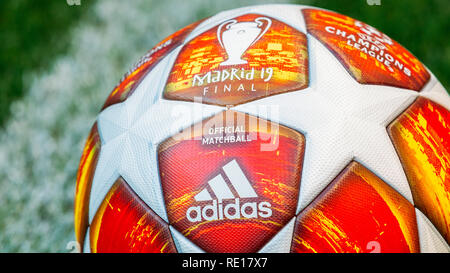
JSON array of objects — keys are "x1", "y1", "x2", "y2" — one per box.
[{"x1": 74, "y1": 4, "x2": 450, "y2": 253}]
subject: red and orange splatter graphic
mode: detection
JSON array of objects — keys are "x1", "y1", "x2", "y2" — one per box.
[
  {"x1": 389, "y1": 97, "x2": 450, "y2": 244},
  {"x1": 164, "y1": 14, "x2": 308, "y2": 106},
  {"x1": 291, "y1": 162, "x2": 420, "y2": 253},
  {"x1": 74, "y1": 123, "x2": 100, "y2": 247},
  {"x1": 303, "y1": 9, "x2": 430, "y2": 91},
  {"x1": 101, "y1": 20, "x2": 203, "y2": 110},
  {"x1": 89, "y1": 177, "x2": 177, "y2": 253},
  {"x1": 158, "y1": 111, "x2": 305, "y2": 252}
]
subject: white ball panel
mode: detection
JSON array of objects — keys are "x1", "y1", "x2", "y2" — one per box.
[
  {"x1": 88, "y1": 135, "x2": 122, "y2": 222},
  {"x1": 120, "y1": 100, "x2": 222, "y2": 221},
  {"x1": 184, "y1": 6, "x2": 254, "y2": 43},
  {"x1": 89, "y1": 56, "x2": 174, "y2": 221},
  {"x1": 118, "y1": 134, "x2": 169, "y2": 221},
  {"x1": 258, "y1": 217, "x2": 296, "y2": 253},
  {"x1": 236, "y1": 35, "x2": 415, "y2": 213},
  {"x1": 123, "y1": 53, "x2": 178, "y2": 121},
  {"x1": 97, "y1": 103, "x2": 129, "y2": 144},
  {"x1": 169, "y1": 226, "x2": 205, "y2": 253},
  {"x1": 185, "y1": 4, "x2": 310, "y2": 44},
  {"x1": 420, "y1": 77, "x2": 450, "y2": 110},
  {"x1": 92, "y1": 44, "x2": 224, "y2": 222},
  {"x1": 416, "y1": 209, "x2": 450, "y2": 253},
  {"x1": 83, "y1": 227, "x2": 91, "y2": 253},
  {"x1": 248, "y1": 4, "x2": 307, "y2": 33}
]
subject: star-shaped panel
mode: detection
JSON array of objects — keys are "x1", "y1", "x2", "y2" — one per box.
[
  {"x1": 234, "y1": 35, "x2": 419, "y2": 213},
  {"x1": 89, "y1": 51, "x2": 224, "y2": 223}
]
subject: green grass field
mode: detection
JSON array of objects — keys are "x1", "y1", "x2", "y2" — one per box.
[{"x1": 0, "y1": 0, "x2": 93, "y2": 127}]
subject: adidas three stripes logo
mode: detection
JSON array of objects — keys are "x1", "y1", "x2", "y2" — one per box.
[{"x1": 194, "y1": 159, "x2": 258, "y2": 202}]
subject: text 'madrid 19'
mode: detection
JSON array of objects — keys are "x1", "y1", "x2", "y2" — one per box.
[{"x1": 74, "y1": 4, "x2": 450, "y2": 253}]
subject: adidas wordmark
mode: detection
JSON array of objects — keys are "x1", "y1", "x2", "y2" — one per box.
[{"x1": 186, "y1": 160, "x2": 272, "y2": 223}]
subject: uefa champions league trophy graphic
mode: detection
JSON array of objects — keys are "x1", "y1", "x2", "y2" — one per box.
[{"x1": 217, "y1": 17, "x2": 272, "y2": 66}]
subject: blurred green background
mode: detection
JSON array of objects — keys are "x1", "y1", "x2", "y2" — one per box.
[
  {"x1": 0, "y1": 0, "x2": 448, "y2": 127},
  {"x1": 0, "y1": 0, "x2": 93, "y2": 127},
  {"x1": 0, "y1": 0, "x2": 448, "y2": 252}
]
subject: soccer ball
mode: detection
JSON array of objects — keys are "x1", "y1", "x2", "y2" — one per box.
[{"x1": 74, "y1": 4, "x2": 450, "y2": 253}]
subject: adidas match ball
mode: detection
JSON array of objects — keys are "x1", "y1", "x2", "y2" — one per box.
[{"x1": 74, "y1": 4, "x2": 450, "y2": 253}]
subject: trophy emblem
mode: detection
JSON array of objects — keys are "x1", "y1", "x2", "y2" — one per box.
[{"x1": 217, "y1": 17, "x2": 272, "y2": 66}]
